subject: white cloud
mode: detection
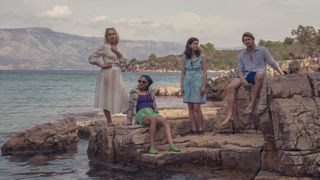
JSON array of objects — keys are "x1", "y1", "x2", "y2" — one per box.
[
  {"x1": 90, "y1": 16, "x2": 107, "y2": 23},
  {"x1": 154, "y1": 12, "x2": 242, "y2": 34},
  {"x1": 43, "y1": 5, "x2": 72, "y2": 18},
  {"x1": 2, "y1": 0, "x2": 320, "y2": 47},
  {"x1": 93, "y1": 12, "x2": 245, "y2": 45}
]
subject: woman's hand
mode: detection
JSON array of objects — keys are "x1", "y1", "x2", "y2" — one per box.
[
  {"x1": 240, "y1": 77, "x2": 249, "y2": 87},
  {"x1": 102, "y1": 63, "x2": 113, "y2": 69},
  {"x1": 200, "y1": 86, "x2": 206, "y2": 96},
  {"x1": 97, "y1": 62, "x2": 112, "y2": 69},
  {"x1": 180, "y1": 86, "x2": 184, "y2": 96},
  {"x1": 111, "y1": 45, "x2": 123, "y2": 59}
]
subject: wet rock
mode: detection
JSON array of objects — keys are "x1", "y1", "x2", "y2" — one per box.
[
  {"x1": 1, "y1": 117, "x2": 78, "y2": 156},
  {"x1": 254, "y1": 170, "x2": 314, "y2": 180},
  {"x1": 77, "y1": 120, "x2": 105, "y2": 139},
  {"x1": 221, "y1": 145, "x2": 261, "y2": 172},
  {"x1": 26, "y1": 154, "x2": 49, "y2": 166}
]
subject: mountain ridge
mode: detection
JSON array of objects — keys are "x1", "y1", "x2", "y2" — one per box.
[{"x1": 0, "y1": 27, "x2": 184, "y2": 70}]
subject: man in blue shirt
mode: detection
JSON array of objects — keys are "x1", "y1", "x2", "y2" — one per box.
[{"x1": 220, "y1": 32, "x2": 285, "y2": 128}]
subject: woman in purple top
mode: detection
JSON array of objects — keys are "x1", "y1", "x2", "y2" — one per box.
[{"x1": 125, "y1": 75, "x2": 180, "y2": 154}]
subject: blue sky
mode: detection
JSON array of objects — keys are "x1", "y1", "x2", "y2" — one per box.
[{"x1": 1, "y1": 0, "x2": 319, "y2": 47}]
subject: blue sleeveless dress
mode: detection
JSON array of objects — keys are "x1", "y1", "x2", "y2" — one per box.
[{"x1": 183, "y1": 55, "x2": 206, "y2": 104}]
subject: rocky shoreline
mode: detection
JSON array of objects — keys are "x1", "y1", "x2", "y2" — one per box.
[
  {"x1": 1, "y1": 70, "x2": 320, "y2": 179},
  {"x1": 85, "y1": 71, "x2": 320, "y2": 178}
]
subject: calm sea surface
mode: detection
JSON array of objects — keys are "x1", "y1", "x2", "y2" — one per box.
[{"x1": 0, "y1": 70, "x2": 219, "y2": 180}]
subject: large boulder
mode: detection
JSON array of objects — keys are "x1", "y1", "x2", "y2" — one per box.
[
  {"x1": 287, "y1": 57, "x2": 319, "y2": 74},
  {"x1": 154, "y1": 86, "x2": 182, "y2": 96},
  {"x1": 258, "y1": 73, "x2": 320, "y2": 177},
  {"x1": 1, "y1": 117, "x2": 78, "y2": 156}
]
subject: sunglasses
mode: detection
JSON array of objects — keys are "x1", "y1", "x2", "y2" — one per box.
[{"x1": 138, "y1": 80, "x2": 147, "y2": 84}]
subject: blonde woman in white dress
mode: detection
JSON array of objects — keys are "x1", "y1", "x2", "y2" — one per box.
[{"x1": 88, "y1": 27, "x2": 129, "y2": 126}]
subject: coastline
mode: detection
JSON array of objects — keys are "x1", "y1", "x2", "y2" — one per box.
[{"x1": 0, "y1": 68, "x2": 231, "y2": 73}]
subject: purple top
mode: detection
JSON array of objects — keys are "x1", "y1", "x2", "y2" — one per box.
[{"x1": 136, "y1": 95, "x2": 153, "y2": 112}]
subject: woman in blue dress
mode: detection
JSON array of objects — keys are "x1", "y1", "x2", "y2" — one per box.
[{"x1": 180, "y1": 37, "x2": 208, "y2": 133}]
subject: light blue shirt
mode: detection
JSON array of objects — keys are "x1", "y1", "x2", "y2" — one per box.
[{"x1": 236, "y1": 46, "x2": 279, "y2": 76}]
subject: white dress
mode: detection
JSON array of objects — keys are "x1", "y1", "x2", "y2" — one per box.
[{"x1": 88, "y1": 43, "x2": 129, "y2": 113}]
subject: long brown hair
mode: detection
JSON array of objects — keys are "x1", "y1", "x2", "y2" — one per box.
[
  {"x1": 183, "y1": 37, "x2": 201, "y2": 59},
  {"x1": 104, "y1": 27, "x2": 120, "y2": 45}
]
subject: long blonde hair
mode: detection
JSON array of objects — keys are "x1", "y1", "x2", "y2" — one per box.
[{"x1": 104, "y1": 27, "x2": 120, "y2": 45}]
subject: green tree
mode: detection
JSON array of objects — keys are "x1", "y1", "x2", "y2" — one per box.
[
  {"x1": 316, "y1": 29, "x2": 320, "y2": 46},
  {"x1": 148, "y1": 53, "x2": 157, "y2": 61},
  {"x1": 283, "y1": 37, "x2": 295, "y2": 45},
  {"x1": 130, "y1": 58, "x2": 139, "y2": 64},
  {"x1": 206, "y1": 42, "x2": 215, "y2": 51},
  {"x1": 258, "y1": 39, "x2": 266, "y2": 46},
  {"x1": 265, "y1": 40, "x2": 282, "y2": 47},
  {"x1": 291, "y1": 25, "x2": 318, "y2": 56},
  {"x1": 200, "y1": 42, "x2": 215, "y2": 56}
]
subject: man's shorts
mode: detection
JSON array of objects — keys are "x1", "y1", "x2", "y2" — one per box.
[{"x1": 245, "y1": 71, "x2": 256, "y2": 84}]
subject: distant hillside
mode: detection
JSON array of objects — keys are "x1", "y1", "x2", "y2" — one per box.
[
  {"x1": 130, "y1": 42, "x2": 307, "y2": 71},
  {"x1": 0, "y1": 27, "x2": 183, "y2": 70}
]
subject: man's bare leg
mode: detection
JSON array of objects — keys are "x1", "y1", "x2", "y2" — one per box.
[
  {"x1": 244, "y1": 73, "x2": 264, "y2": 114},
  {"x1": 220, "y1": 78, "x2": 242, "y2": 127}
]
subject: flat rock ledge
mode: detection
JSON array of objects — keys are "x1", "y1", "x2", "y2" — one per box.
[
  {"x1": 139, "y1": 134, "x2": 263, "y2": 171},
  {"x1": 84, "y1": 108, "x2": 264, "y2": 176}
]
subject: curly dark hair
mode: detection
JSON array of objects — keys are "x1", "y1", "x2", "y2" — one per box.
[{"x1": 184, "y1": 37, "x2": 201, "y2": 59}]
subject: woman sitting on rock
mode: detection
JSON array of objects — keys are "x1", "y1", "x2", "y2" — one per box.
[{"x1": 125, "y1": 75, "x2": 180, "y2": 154}]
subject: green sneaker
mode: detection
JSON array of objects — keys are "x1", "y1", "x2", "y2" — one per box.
[
  {"x1": 149, "y1": 147, "x2": 158, "y2": 154},
  {"x1": 168, "y1": 144, "x2": 181, "y2": 152}
]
